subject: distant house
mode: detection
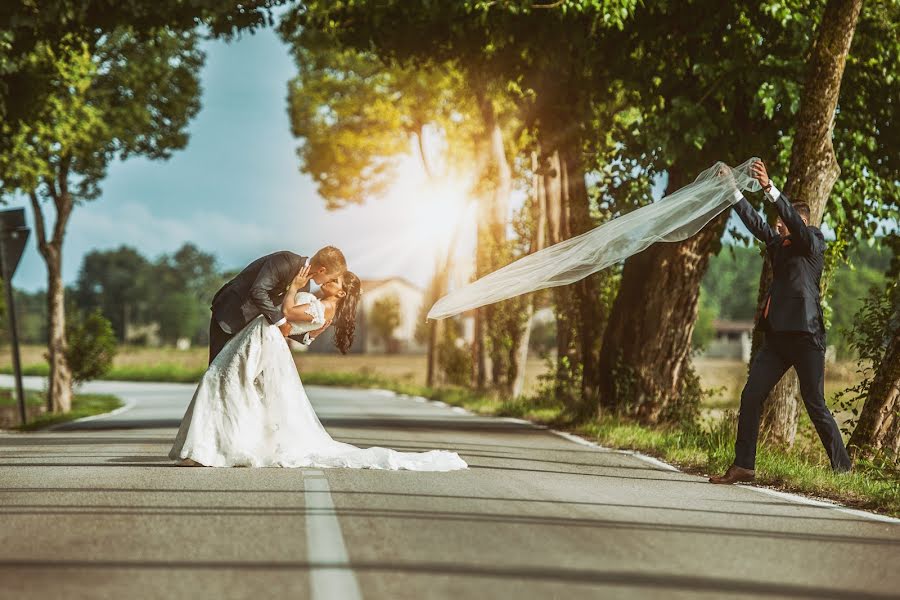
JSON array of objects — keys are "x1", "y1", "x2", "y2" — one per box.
[
  {"x1": 703, "y1": 319, "x2": 754, "y2": 362},
  {"x1": 304, "y1": 277, "x2": 426, "y2": 354}
]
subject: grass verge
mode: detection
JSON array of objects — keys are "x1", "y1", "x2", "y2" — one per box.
[
  {"x1": 0, "y1": 388, "x2": 123, "y2": 431},
  {"x1": 292, "y1": 371, "x2": 900, "y2": 518}
]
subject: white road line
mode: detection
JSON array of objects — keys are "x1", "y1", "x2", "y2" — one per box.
[
  {"x1": 550, "y1": 430, "x2": 680, "y2": 472},
  {"x1": 303, "y1": 470, "x2": 364, "y2": 600},
  {"x1": 750, "y1": 485, "x2": 900, "y2": 524},
  {"x1": 45, "y1": 398, "x2": 138, "y2": 431}
]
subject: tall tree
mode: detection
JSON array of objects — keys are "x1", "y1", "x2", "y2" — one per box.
[
  {"x1": 595, "y1": 0, "x2": 898, "y2": 425},
  {"x1": 758, "y1": 0, "x2": 865, "y2": 445},
  {"x1": 292, "y1": 1, "x2": 639, "y2": 408},
  {"x1": 370, "y1": 295, "x2": 402, "y2": 354},
  {"x1": 74, "y1": 246, "x2": 152, "y2": 342},
  {"x1": 593, "y1": 1, "x2": 805, "y2": 423},
  {"x1": 279, "y1": 20, "x2": 528, "y2": 388},
  {"x1": 0, "y1": 29, "x2": 203, "y2": 412}
]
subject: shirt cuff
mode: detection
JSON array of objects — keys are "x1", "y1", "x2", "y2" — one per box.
[
  {"x1": 274, "y1": 317, "x2": 287, "y2": 327},
  {"x1": 732, "y1": 189, "x2": 743, "y2": 202},
  {"x1": 765, "y1": 183, "x2": 781, "y2": 203}
]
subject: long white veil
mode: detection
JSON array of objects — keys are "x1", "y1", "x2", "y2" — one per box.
[{"x1": 427, "y1": 158, "x2": 761, "y2": 320}]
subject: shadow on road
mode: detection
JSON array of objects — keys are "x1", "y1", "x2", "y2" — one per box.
[{"x1": 0, "y1": 558, "x2": 892, "y2": 599}]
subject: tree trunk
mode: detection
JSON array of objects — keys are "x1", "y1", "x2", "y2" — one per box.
[
  {"x1": 474, "y1": 88, "x2": 518, "y2": 392},
  {"x1": 510, "y1": 152, "x2": 550, "y2": 399},
  {"x1": 542, "y1": 149, "x2": 576, "y2": 391},
  {"x1": 45, "y1": 250, "x2": 72, "y2": 413},
  {"x1": 558, "y1": 142, "x2": 605, "y2": 414},
  {"x1": 848, "y1": 328, "x2": 900, "y2": 460},
  {"x1": 759, "y1": 0, "x2": 863, "y2": 445},
  {"x1": 472, "y1": 307, "x2": 486, "y2": 389},
  {"x1": 597, "y1": 167, "x2": 724, "y2": 424},
  {"x1": 28, "y1": 183, "x2": 74, "y2": 414}
]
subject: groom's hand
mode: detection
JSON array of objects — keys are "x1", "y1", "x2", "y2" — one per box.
[
  {"x1": 751, "y1": 160, "x2": 770, "y2": 188},
  {"x1": 278, "y1": 322, "x2": 293, "y2": 337},
  {"x1": 716, "y1": 165, "x2": 738, "y2": 190}
]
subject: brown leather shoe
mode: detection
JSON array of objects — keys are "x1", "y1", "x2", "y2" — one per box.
[{"x1": 709, "y1": 464, "x2": 755, "y2": 484}]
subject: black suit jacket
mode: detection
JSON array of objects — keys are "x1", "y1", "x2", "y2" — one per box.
[
  {"x1": 211, "y1": 251, "x2": 310, "y2": 336},
  {"x1": 733, "y1": 194, "x2": 826, "y2": 337}
]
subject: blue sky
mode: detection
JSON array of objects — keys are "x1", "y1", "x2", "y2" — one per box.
[{"x1": 10, "y1": 26, "x2": 449, "y2": 293}]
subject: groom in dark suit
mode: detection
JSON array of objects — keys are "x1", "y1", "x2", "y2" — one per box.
[
  {"x1": 710, "y1": 160, "x2": 852, "y2": 484},
  {"x1": 208, "y1": 246, "x2": 347, "y2": 363}
]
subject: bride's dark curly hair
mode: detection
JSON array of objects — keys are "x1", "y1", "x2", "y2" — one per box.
[{"x1": 333, "y1": 272, "x2": 361, "y2": 355}]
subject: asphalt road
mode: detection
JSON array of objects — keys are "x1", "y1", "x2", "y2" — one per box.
[{"x1": 0, "y1": 375, "x2": 898, "y2": 600}]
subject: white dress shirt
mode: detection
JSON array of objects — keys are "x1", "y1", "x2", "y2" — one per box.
[{"x1": 732, "y1": 182, "x2": 781, "y2": 203}]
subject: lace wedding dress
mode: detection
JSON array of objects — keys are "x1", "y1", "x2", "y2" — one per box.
[{"x1": 169, "y1": 292, "x2": 467, "y2": 470}]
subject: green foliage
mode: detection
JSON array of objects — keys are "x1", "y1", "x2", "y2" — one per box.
[
  {"x1": 437, "y1": 318, "x2": 473, "y2": 387},
  {"x1": 0, "y1": 29, "x2": 204, "y2": 200},
  {"x1": 73, "y1": 243, "x2": 225, "y2": 346},
  {"x1": 73, "y1": 246, "x2": 152, "y2": 341},
  {"x1": 0, "y1": 0, "x2": 280, "y2": 139},
  {"x1": 835, "y1": 234, "x2": 900, "y2": 434},
  {"x1": 691, "y1": 290, "x2": 717, "y2": 353},
  {"x1": 64, "y1": 309, "x2": 117, "y2": 384},
  {"x1": 829, "y1": 241, "x2": 891, "y2": 357},
  {"x1": 0, "y1": 283, "x2": 46, "y2": 344},
  {"x1": 528, "y1": 316, "x2": 557, "y2": 358},
  {"x1": 701, "y1": 245, "x2": 763, "y2": 321},
  {"x1": 370, "y1": 295, "x2": 402, "y2": 353}
]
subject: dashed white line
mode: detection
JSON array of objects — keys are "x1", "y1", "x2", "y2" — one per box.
[{"x1": 303, "y1": 471, "x2": 363, "y2": 600}]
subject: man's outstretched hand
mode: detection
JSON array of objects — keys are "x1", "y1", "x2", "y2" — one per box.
[
  {"x1": 751, "y1": 160, "x2": 771, "y2": 189},
  {"x1": 716, "y1": 164, "x2": 738, "y2": 190}
]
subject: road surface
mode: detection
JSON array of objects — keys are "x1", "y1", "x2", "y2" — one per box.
[{"x1": 0, "y1": 375, "x2": 897, "y2": 599}]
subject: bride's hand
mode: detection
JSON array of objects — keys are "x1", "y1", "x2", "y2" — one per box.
[
  {"x1": 291, "y1": 264, "x2": 312, "y2": 289},
  {"x1": 308, "y1": 318, "x2": 333, "y2": 342}
]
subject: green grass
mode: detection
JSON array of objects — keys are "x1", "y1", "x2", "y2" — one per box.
[
  {"x1": 0, "y1": 388, "x2": 123, "y2": 431},
  {"x1": 0, "y1": 363, "x2": 206, "y2": 383},
  {"x1": 0, "y1": 387, "x2": 49, "y2": 407}
]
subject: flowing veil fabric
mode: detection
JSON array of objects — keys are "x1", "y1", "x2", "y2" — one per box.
[{"x1": 427, "y1": 158, "x2": 762, "y2": 320}]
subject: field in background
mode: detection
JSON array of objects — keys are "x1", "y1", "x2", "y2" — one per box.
[{"x1": 0, "y1": 345, "x2": 863, "y2": 408}]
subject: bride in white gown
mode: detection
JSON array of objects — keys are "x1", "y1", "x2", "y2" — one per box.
[{"x1": 169, "y1": 269, "x2": 467, "y2": 471}]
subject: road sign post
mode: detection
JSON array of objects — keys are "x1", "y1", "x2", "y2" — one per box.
[{"x1": 0, "y1": 209, "x2": 31, "y2": 426}]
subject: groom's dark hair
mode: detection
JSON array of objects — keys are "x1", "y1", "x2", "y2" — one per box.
[
  {"x1": 311, "y1": 246, "x2": 347, "y2": 274},
  {"x1": 792, "y1": 202, "x2": 812, "y2": 222}
]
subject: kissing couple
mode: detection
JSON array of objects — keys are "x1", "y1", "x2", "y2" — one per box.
[{"x1": 169, "y1": 246, "x2": 467, "y2": 471}]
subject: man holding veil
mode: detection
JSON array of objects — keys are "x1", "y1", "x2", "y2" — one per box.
[{"x1": 710, "y1": 160, "x2": 852, "y2": 485}]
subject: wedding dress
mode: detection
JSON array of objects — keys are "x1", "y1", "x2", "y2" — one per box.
[{"x1": 169, "y1": 291, "x2": 467, "y2": 470}]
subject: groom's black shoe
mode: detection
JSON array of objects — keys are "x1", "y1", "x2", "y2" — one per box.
[{"x1": 709, "y1": 464, "x2": 755, "y2": 485}]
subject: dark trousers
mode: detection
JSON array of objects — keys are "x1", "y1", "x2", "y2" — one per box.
[
  {"x1": 208, "y1": 317, "x2": 234, "y2": 365},
  {"x1": 734, "y1": 331, "x2": 851, "y2": 471}
]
